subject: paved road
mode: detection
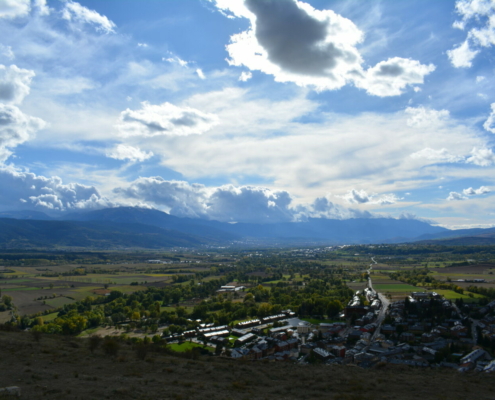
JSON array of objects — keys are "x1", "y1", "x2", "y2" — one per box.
[{"x1": 367, "y1": 257, "x2": 390, "y2": 340}]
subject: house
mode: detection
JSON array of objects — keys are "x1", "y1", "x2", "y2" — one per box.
[
  {"x1": 234, "y1": 333, "x2": 256, "y2": 347},
  {"x1": 230, "y1": 348, "x2": 250, "y2": 359},
  {"x1": 313, "y1": 347, "x2": 332, "y2": 361},
  {"x1": 249, "y1": 346, "x2": 263, "y2": 360}
]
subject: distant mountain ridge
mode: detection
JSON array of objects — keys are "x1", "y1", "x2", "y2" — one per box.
[
  {"x1": 0, "y1": 206, "x2": 456, "y2": 248},
  {"x1": 0, "y1": 217, "x2": 205, "y2": 249}
]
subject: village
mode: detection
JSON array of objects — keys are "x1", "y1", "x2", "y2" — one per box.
[{"x1": 162, "y1": 282, "x2": 495, "y2": 372}]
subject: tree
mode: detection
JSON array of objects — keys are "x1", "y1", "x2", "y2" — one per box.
[
  {"x1": 1, "y1": 295, "x2": 13, "y2": 308},
  {"x1": 88, "y1": 335, "x2": 102, "y2": 353},
  {"x1": 102, "y1": 337, "x2": 120, "y2": 356}
]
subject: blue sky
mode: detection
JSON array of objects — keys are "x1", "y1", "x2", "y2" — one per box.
[{"x1": 1, "y1": 0, "x2": 495, "y2": 228}]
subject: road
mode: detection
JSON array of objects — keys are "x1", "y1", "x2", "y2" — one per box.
[{"x1": 367, "y1": 257, "x2": 390, "y2": 340}]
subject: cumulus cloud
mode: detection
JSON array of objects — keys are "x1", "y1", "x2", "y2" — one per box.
[
  {"x1": 405, "y1": 106, "x2": 450, "y2": 128},
  {"x1": 463, "y1": 186, "x2": 490, "y2": 195},
  {"x1": 117, "y1": 101, "x2": 219, "y2": 138},
  {"x1": 239, "y1": 71, "x2": 252, "y2": 81},
  {"x1": 106, "y1": 144, "x2": 153, "y2": 163},
  {"x1": 0, "y1": 0, "x2": 30, "y2": 19},
  {"x1": 342, "y1": 189, "x2": 401, "y2": 205},
  {"x1": 0, "y1": 64, "x2": 44, "y2": 161},
  {"x1": 114, "y1": 178, "x2": 379, "y2": 223},
  {"x1": 114, "y1": 177, "x2": 298, "y2": 223},
  {"x1": 296, "y1": 195, "x2": 371, "y2": 220},
  {"x1": 447, "y1": 191, "x2": 466, "y2": 201},
  {"x1": 449, "y1": 0, "x2": 495, "y2": 68},
  {"x1": 62, "y1": 0, "x2": 116, "y2": 33},
  {"x1": 0, "y1": 64, "x2": 35, "y2": 104},
  {"x1": 355, "y1": 58, "x2": 435, "y2": 97},
  {"x1": 33, "y1": 0, "x2": 49, "y2": 16},
  {"x1": 0, "y1": 104, "x2": 45, "y2": 161},
  {"x1": 466, "y1": 147, "x2": 495, "y2": 166},
  {"x1": 213, "y1": 0, "x2": 434, "y2": 96},
  {"x1": 0, "y1": 165, "x2": 114, "y2": 212},
  {"x1": 484, "y1": 103, "x2": 495, "y2": 133},
  {"x1": 410, "y1": 148, "x2": 464, "y2": 163},
  {"x1": 447, "y1": 40, "x2": 479, "y2": 68}
]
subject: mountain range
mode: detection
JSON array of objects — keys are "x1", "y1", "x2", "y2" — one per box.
[{"x1": 0, "y1": 207, "x2": 493, "y2": 248}]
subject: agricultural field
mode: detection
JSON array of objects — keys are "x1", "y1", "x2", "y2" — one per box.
[{"x1": 0, "y1": 256, "x2": 213, "y2": 317}]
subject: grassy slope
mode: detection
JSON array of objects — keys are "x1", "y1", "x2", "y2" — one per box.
[{"x1": 0, "y1": 330, "x2": 494, "y2": 400}]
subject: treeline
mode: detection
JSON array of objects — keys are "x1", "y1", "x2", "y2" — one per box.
[
  {"x1": 388, "y1": 268, "x2": 467, "y2": 294},
  {"x1": 467, "y1": 286, "x2": 495, "y2": 299}
]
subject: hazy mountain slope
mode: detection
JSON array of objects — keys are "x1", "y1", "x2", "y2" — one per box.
[
  {"x1": 412, "y1": 227, "x2": 495, "y2": 242},
  {"x1": 0, "y1": 218, "x2": 205, "y2": 249},
  {"x1": 0, "y1": 210, "x2": 54, "y2": 220},
  {"x1": 63, "y1": 207, "x2": 240, "y2": 242},
  {"x1": 62, "y1": 207, "x2": 448, "y2": 244}
]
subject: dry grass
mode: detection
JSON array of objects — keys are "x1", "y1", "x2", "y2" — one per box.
[{"x1": 0, "y1": 330, "x2": 494, "y2": 399}]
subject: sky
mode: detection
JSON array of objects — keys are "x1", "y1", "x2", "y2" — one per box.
[{"x1": 0, "y1": 0, "x2": 495, "y2": 229}]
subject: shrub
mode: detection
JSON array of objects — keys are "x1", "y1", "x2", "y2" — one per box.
[{"x1": 102, "y1": 336, "x2": 120, "y2": 356}]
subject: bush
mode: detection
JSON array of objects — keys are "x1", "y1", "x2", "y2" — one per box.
[
  {"x1": 135, "y1": 343, "x2": 150, "y2": 360},
  {"x1": 88, "y1": 335, "x2": 102, "y2": 353},
  {"x1": 102, "y1": 337, "x2": 120, "y2": 356}
]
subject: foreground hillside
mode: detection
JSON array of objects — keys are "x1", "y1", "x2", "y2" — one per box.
[{"x1": 0, "y1": 330, "x2": 493, "y2": 400}]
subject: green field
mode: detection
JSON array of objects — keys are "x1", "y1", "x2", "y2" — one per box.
[
  {"x1": 434, "y1": 289, "x2": 485, "y2": 302},
  {"x1": 373, "y1": 283, "x2": 419, "y2": 292},
  {"x1": 41, "y1": 312, "x2": 59, "y2": 322},
  {"x1": 44, "y1": 297, "x2": 76, "y2": 308},
  {"x1": 168, "y1": 341, "x2": 213, "y2": 352},
  {"x1": 1, "y1": 286, "x2": 38, "y2": 292}
]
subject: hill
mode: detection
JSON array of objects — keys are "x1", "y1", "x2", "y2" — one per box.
[
  {"x1": 0, "y1": 207, "x2": 459, "y2": 248},
  {"x1": 63, "y1": 207, "x2": 448, "y2": 244},
  {"x1": 0, "y1": 218, "x2": 205, "y2": 249},
  {"x1": 0, "y1": 330, "x2": 493, "y2": 400}
]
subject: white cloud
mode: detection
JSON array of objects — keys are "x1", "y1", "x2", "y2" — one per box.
[
  {"x1": 463, "y1": 186, "x2": 490, "y2": 195},
  {"x1": 449, "y1": 0, "x2": 495, "y2": 68},
  {"x1": 196, "y1": 68, "x2": 206, "y2": 79},
  {"x1": 295, "y1": 195, "x2": 370, "y2": 220},
  {"x1": 214, "y1": 0, "x2": 434, "y2": 96},
  {"x1": 41, "y1": 76, "x2": 96, "y2": 95},
  {"x1": 33, "y1": 0, "x2": 49, "y2": 16},
  {"x1": 117, "y1": 101, "x2": 219, "y2": 138},
  {"x1": 0, "y1": 164, "x2": 114, "y2": 212},
  {"x1": 356, "y1": 58, "x2": 435, "y2": 97},
  {"x1": 106, "y1": 144, "x2": 153, "y2": 163},
  {"x1": 466, "y1": 147, "x2": 495, "y2": 166},
  {"x1": 447, "y1": 191, "x2": 467, "y2": 201},
  {"x1": 239, "y1": 71, "x2": 252, "y2": 81},
  {"x1": 447, "y1": 40, "x2": 479, "y2": 68},
  {"x1": 62, "y1": 0, "x2": 116, "y2": 33},
  {"x1": 0, "y1": 104, "x2": 45, "y2": 162},
  {"x1": 342, "y1": 189, "x2": 401, "y2": 205},
  {"x1": 114, "y1": 178, "x2": 297, "y2": 223},
  {"x1": 405, "y1": 106, "x2": 449, "y2": 128},
  {"x1": 0, "y1": 45, "x2": 14, "y2": 60},
  {"x1": 410, "y1": 148, "x2": 464, "y2": 163},
  {"x1": 163, "y1": 56, "x2": 188, "y2": 67},
  {"x1": 114, "y1": 178, "x2": 375, "y2": 223},
  {"x1": 0, "y1": 0, "x2": 30, "y2": 19},
  {"x1": 476, "y1": 75, "x2": 486, "y2": 83},
  {"x1": 483, "y1": 102, "x2": 495, "y2": 133},
  {"x1": 149, "y1": 89, "x2": 487, "y2": 203},
  {"x1": 0, "y1": 64, "x2": 35, "y2": 104}
]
